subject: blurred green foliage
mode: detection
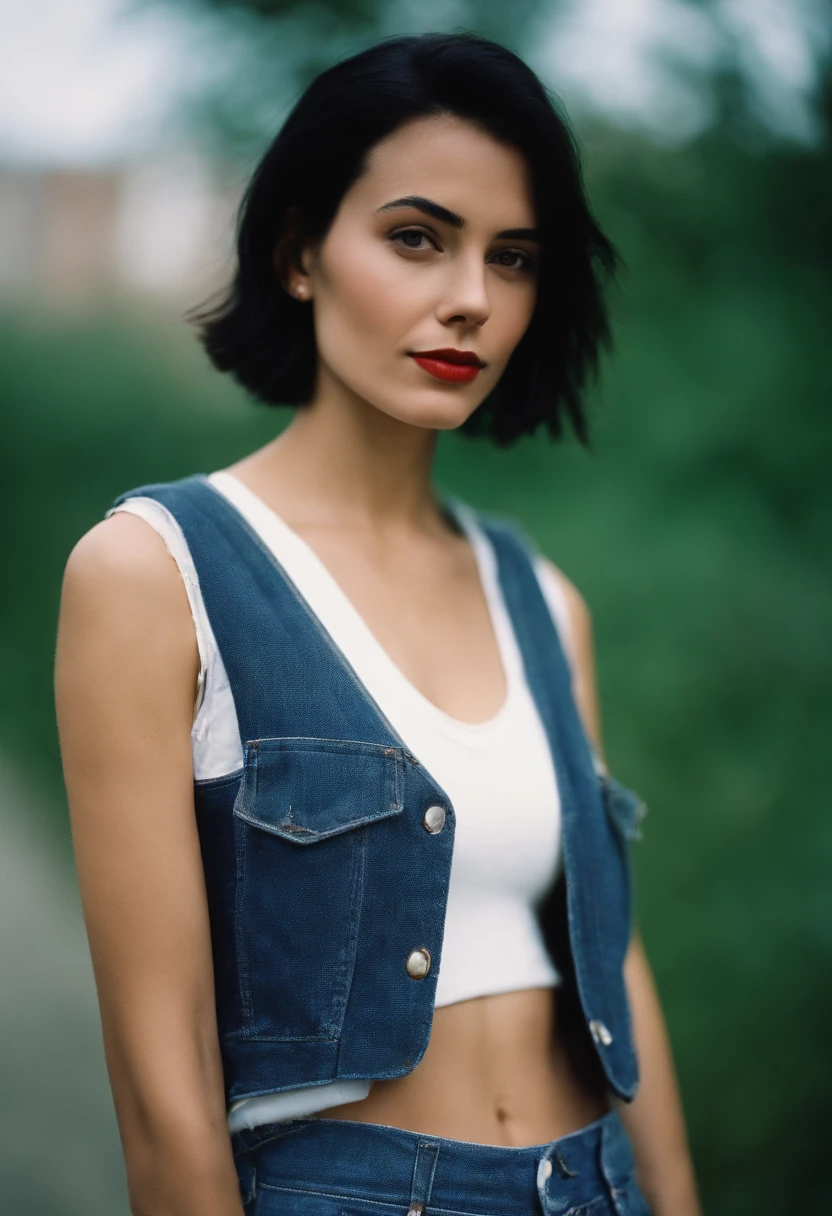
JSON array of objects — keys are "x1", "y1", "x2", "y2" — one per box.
[
  {"x1": 164, "y1": 0, "x2": 558, "y2": 162},
  {"x1": 3, "y1": 27, "x2": 831, "y2": 1216}
]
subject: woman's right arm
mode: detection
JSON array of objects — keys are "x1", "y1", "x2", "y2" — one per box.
[{"x1": 55, "y1": 512, "x2": 246, "y2": 1216}]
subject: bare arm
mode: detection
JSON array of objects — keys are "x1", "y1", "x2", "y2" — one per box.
[
  {"x1": 544, "y1": 559, "x2": 702, "y2": 1216},
  {"x1": 615, "y1": 930, "x2": 702, "y2": 1215},
  {"x1": 55, "y1": 512, "x2": 245, "y2": 1216}
]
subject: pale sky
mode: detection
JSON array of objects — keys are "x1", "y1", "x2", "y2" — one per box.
[
  {"x1": 0, "y1": 0, "x2": 209, "y2": 164},
  {"x1": 0, "y1": 0, "x2": 827, "y2": 165}
]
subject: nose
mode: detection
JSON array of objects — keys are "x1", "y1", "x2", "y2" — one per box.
[{"x1": 436, "y1": 251, "x2": 490, "y2": 328}]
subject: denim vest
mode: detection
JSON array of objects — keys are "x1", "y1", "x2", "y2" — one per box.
[{"x1": 111, "y1": 473, "x2": 647, "y2": 1106}]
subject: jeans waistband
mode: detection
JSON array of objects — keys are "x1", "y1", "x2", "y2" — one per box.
[{"x1": 231, "y1": 1108, "x2": 637, "y2": 1216}]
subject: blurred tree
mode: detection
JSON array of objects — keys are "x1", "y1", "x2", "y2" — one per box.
[
  {"x1": 147, "y1": 0, "x2": 832, "y2": 162},
  {"x1": 144, "y1": 0, "x2": 560, "y2": 158}
]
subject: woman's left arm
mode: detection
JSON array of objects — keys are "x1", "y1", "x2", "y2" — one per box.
[
  {"x1": 542, "y1": 560, "x2": 702, "y2": 1216},
  {"x1": 614, "y1": 929, "x2": 702, "y2": 1215}
]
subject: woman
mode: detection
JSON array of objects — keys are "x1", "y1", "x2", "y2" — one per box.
[{"x1": 55, "y1": 31, "x2": 701, "y2": 1216}]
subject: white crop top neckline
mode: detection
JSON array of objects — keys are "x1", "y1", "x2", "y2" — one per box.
[
  {"x1": 106, "y1": 470, "x2": 578, "y2": 1132},
  {"x1": 206, "y1": 469, "x2": 524, "y2": 740}
]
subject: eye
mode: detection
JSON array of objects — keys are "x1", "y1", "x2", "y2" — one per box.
[
  {"x1": 389, "y1": 227, "x2": 439, "y2": 253},
  {"x1": 491, "y1": 249, "x2": 538, "y2": 272},
  {"x1": 388, "y1": 228, "x2": 537, "y2": 271}
]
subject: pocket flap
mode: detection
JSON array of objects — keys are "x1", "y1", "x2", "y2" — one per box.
[
  {"x1": 601, "y1": 772, "x2": 648, "y2": 843},
  {"x1": 233, "y1": 737, "x2": 404, "y2": 844}
]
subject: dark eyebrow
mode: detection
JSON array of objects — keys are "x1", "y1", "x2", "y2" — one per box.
[{"x1": 375, "y1": 195, "x2": 541, "y2": 242}]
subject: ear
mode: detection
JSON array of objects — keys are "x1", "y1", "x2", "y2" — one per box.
[{"x1": 272, "y1": 204, "x2": 312, "y2": 297}]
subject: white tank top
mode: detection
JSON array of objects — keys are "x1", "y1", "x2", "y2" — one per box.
[{"x1": 106, "y1": 469, "x2": 578, "y2": 1130}]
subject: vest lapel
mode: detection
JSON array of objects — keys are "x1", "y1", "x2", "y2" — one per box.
[{"x1": 478, "y1": 513, "x2": 638, "y2": 1099}]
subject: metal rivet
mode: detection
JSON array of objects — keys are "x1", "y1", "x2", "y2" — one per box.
[
  {"x1": 589, "y1": 1018, "x2": 613, "y2": 1047},
  {"x1": 422, "y1": 804, "x2": 446, "y2": 833},
  {"x1": 405, "y1": 948, "x2": 431, "y2": 979}
]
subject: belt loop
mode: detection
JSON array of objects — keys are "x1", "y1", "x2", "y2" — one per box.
[
  {"x1": 233, "y1": 1147, "x2": 257, "y2": 1212},
  {"x1": 407, "y1": 1141, "x2": 440, "y2": 1215}
]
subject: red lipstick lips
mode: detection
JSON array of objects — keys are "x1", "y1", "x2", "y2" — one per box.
[{"x1": 408, "y1": 348, "x2": 486, "y2": 384}]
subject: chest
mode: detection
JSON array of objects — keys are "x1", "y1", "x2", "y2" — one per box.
[{"x1": 257, "y1": 509, "x2": 513, "y2": 727}]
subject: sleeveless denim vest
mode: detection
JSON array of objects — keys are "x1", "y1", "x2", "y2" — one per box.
[{"x1": 111, "y1": 473, "x2": 647, "y2": 1106}]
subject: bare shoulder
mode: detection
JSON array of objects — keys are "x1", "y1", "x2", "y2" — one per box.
[
  {"x1": 537, "y1": 556, "x2": 593, "y2": 645},
  {"x1": 56, "y1": 510, "x2": 200, "y2": 751},
  {"x1": 59, "y1": 510, "x2": 199, "y2": 660},
  {"x1": 61, "y1": 510, "x2": 185, "y2": 610},
  {"x1": 536, "y1": 556, "x2": 604, "y2": 759}
]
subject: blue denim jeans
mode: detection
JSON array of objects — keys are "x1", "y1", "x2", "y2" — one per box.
[{"x1": 231, "y1": 1109, "x2": 653, "y2": 1216}]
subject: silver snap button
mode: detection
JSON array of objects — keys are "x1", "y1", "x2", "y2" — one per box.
[
  {"x1": 589, "y1": 1018, "x2": 613, "y2": 1046},
  {"x1": 405, "y1": 948, "x2": 431, "y2": 979},
  {"x1": 423, "y1": 804, "x2": 446, "y2": 833}
]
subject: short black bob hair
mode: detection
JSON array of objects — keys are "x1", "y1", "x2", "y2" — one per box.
[{"x1": 188, "y1": 31, "x2": 621, "y2": 448}]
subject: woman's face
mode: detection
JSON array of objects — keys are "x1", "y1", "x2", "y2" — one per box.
[{"x1": 291, "y1": 112, "x2": 541, "y2": 431}]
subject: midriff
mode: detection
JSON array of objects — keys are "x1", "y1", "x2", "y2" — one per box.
[{"x1": 315, "y1": 986, "x2": 611, "y2": 1146}]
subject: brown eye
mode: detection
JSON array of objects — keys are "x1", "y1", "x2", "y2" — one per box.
[{"x1": 492, "y1": 249, "x2": 537, "y2": 271}]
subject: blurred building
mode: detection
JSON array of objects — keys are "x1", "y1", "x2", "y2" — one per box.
[{"x1": 0, "y1": 152, "x2": 241, "y2": 308}]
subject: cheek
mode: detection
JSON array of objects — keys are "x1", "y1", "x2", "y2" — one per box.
[
  {"x1": 499, "y1": 282, "x2": 538, "y2": 350},
  {"x1": 317, "y1": 242, "x2": 420, "y2": 354}
]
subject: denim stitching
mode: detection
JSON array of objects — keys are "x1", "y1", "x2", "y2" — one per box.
[
  {"x1": 236, "y1": 804, "x2": 401, "y2": 838},
  {"x1": 232, "y1": 810, "x2": 254, "y2": 1028},
  {"x1": 393, "y1": 749, "x2": 403, "y2": 811},
  {"x1": 257, "y1": 1181, "x2": 516, "y2": 1216},
  {"x1": 257, "y1": 1183, "x2": 402, "y2": 1209},
  {"x1": 325, "y1": 819, "x2": 366, "y2": 1039},
  {"x1": 232, "y1": 739, "x2": 404, "y2": 838},
  {"x1": 224, "y1": 1035, "x2": 340, "y2": 1045},
  {"x1": 246, "y1": 737, "x2": 403, "y2": 758}
]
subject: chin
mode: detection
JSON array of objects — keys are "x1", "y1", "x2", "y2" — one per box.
[{"x1": 372, "y1": 391, "x2": 484, "y2": 432}]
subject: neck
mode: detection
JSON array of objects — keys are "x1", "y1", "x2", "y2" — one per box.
[{"x1": 232, "y1": 386, "x2": 449, "y2": 538}]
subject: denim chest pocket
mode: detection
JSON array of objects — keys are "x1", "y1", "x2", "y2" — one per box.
[
  {"x1": 235, "y1": 737, "x2": 404, "y2": 841},
  {"x1": 600, "y1": 772, "x2": 648, "y2": 846},
  {"x1": 232, "y1": 738, "x2": 405, "y2": 1042}
]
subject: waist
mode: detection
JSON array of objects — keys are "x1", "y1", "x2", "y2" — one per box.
[{"x1": 310, "y1": 987, "x2": 611, "y2": 1144}]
